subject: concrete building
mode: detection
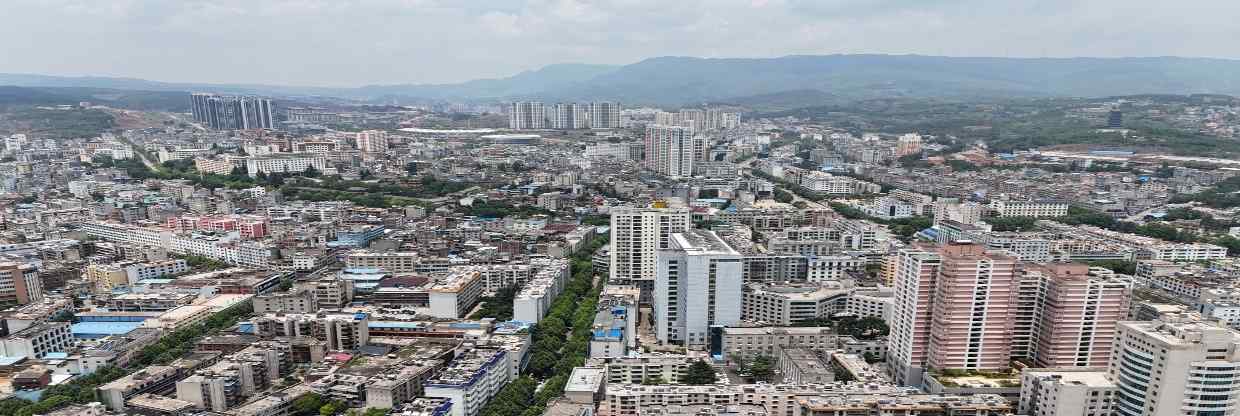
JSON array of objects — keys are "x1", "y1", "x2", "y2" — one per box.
[
  {"x1": 989, "y1": 200, "x2": 1070, "y2": 218},
  {"x1": 1029, "y1": 264, "x2": 1132, "y2": 368},
  {"x1": 356, "y1": 130, "x2": 389, "y2": 153},
  {"x1": 1018, "y1": 368, "x2": 1117, "y2": 416},
  {"x1": 1, "y1": 321, "x2": 72, "y2": 358},
  {"x1": 609, "y1": 207, "x2": 691, "y2": 302},
  {"x1": 98, "y1": 366, "x2": 180, "y2": 411},
  {"x1": 513, "y1": 259, "x2": 570, "y2": 323},
  {"x1": 1108, "y1": 318, "x2": 1240, "y2": 416},
  {"x1": 720, "y1": 327, "x2": 837, "y2": 361},
  {"x1": 508, "y1": 102, "x2": 546, "y2": 130},
  {"x1": 428, "y1": 270, "x2": 484, "y2": 319},
  {"x1": 654, "y1": 230, "x2": 743, "y2": 345},
  {"x1": 0, "y1": 262, "x2": 42, "y2": 305},
  {"x1": 423, "y1": 347, "x2": 512, "y2": 416},
  {"x1": 741, "y1": 282, "x2": 848, "y2": 326},
  {"x1": 887, "y1": 243, "x2": 1019, "y2": 386},
  {"x1": 644, "y1": 125, "x2": 706, "y2": 178},
  {"x1": 244, "y1": 154, "x2": 328, "y2": 177}
]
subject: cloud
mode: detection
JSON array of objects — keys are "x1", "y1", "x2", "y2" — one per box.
[{"x1": 1, "y1": 0, "x2": 1239, "y2": 86}]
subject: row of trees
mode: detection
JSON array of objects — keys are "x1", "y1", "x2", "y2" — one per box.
[
  {"x1": 827, "y1": 202, "x2": 932, "y2": 240},
  {"x1": 470, "y1": 285, "x2": 519, "y2": 321},
  {"x1": 477, "y1": 236, "x2": 609, "y2": 416},
  {"x1": 0, "y1": 301, "x2": 255, "y2": 415}
]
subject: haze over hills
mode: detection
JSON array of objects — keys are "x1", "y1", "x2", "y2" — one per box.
[{"x1": 4, "y1": 55, "x2": 1240, "y2": 109}]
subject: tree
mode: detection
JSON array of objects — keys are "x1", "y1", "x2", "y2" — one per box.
[
  {"x1": 291, "y1": 393, "x2": 325, "y2": 416},
  {"x1": 405, "y1": 162, "x2": 418, "y2": 176},
  {"x1": 679, "y1": 359, "x2": 718, "y2": 385},
  {"x1": 303, "y1": 165, "x2": 321, "y2": 178},
  {"x1": 641, "y1": 375, "x2": 666, "y2": 385},
  {"x1": 862, "y1": 352, "x2": 882, "y2": 364},
  {"x1": 748, "y1": 356, "x2": 776, "y2": 382}
]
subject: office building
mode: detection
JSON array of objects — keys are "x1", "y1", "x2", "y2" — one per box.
[
  {"x1": 609, "y1": 207, "x2": 691, "y2": 302},
  {"x1": 508, "y1": 101, "x2": 546, "y2": 130},
  {"x1": 654, "y1": 230, "x2": 743, "y2": 345},
  {"x1": 644, "y1": 125, "x2": 706, "y2": 178}
]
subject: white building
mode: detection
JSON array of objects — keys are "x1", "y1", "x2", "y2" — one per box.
[
  {"x1": 513, "y1": 259, "x2": 570, "y2": 323},
  {"x1": 1109, "y1": 318, "x2": 1240, "y2": 416},
  {"x1": 644, "y1": 125, "x2": 705, "y2": 178},
  {"x1": 1018, "y1": 368, "x2": 1117, "y2": 416},
  {"x1": 989, "y1": 200, "x2": 1070, "y2": 218},
  {"x1": 654, "y1": 230, "x2": 743, "y2": 345},
  {"x1": 428, "y1": 270, "x2": 485, "y2": 319},
  {"x1": 423, "y1": 347, "x2": 512, "y2": 416},
  {"x1": 244, "y1": 154, "x2": 328, "y2": 177},
  {"x1": 609, "y1": 207, "x2": 691, "y2": 302},
  {"x1": 508, "y1": 102, "x2": 546, "y2": 130}
]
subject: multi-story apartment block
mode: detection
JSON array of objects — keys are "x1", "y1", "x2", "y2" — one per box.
[
  {"x1": 1018, "y1": 367, "x2": 1117, "y2": 416},
  {"x1": 0, "y1": 262, "x2": 42, "y2": 305},
  {"x1": 0, "y1": 321, "x2": 71, "y2": 358},
  {"x1": 644, "y1": 124, "x2": 706, "y2": 178},
  {"x1": 513, "y1": 258, "x2": 570, "y2": 323},
  {"x1": 720, "y1": 326, "x2": 838, "y2": 360},
  {"x1": 252, "y1": 312, "x2": 369, "y2": 350},
  {"x1": 552, "y1": 103, "x2": 588, "y2": 129},
  {"x1": 244, "y1": 154, "x2": 328, "y2": 177},
  {"x1": 588, "y1": 102, "x2": 622, "y2": 129},
  {"x1": 355, "y1": 130, "x2": 389, "y2": 153},
  {"x1": 887, "y1": 242, "x2": 1018, "y2": 386},
  {"x1": 1027, "y1": 264, "x2": 1132, "y2": 368},
  {"x1": 654, "y1": 230, "x2": 743, "y2": 345},
  {"x1": 609, "y1": 207, "x2": 691, "y2": 302},
  {"x1": 1108, "y1": 318, "x2": 1240, "y2": 416},
  {"x1": 741, "y1": 282, "x2": 848, "y2": 326},
  {"x1": 508, "y1": 101, "x2": 546, "y2": 130},
  {"x1": 423, "y1": 347, "x2": 512, "y2": 416},
  {"x1": 988, "y1": 199, "x2": 1070, "y2": 218}
]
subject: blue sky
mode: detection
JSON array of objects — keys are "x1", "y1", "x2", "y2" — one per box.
[{"x1": 5, "y1": 0, "x2": 1238, "y2": 86}]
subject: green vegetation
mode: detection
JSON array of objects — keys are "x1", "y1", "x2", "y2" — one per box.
[
  {"x1": 0, "y1": 107, "x2": 115, "y2": 138},
  {"x1": 829, "y1": 202, "x2": 931, "y2": 240},
  {"x1": 471, "y1": 285, "x2": 518, "y2": 321},
  {"x1": 732, "y1": 355, "x2": 776, "y2": 382},
  {"x1": 679, "y1": 360, "x2": 719, "y2": 385},
  {"x1": 751, "y1": 169, "x2": 824, "y2": 201},
  {"x1": 466, "y1": 201, "x2": 552, "y2": 219},
  {"x1": 476, "y1": 235, "x2": 608, "y2": 416},
  {"x1": 1171, "y1": 176, "x2": 1240, "y2": 209},
  {"x1": 12, "y1": 301, "x2": 254, "y2": 415},
  {"x1": 984, "y1": 216, "x2": 1038, "y2": 232},
  {"x1": 794, "y1": 315, "x2": 890, "y2": 340},
  {"x1": 180, "y1": 254, "x2": 229, "y2": 271},
  {"x1": 1086, "y1": 260, "x2": 1137, "y2": 275}
]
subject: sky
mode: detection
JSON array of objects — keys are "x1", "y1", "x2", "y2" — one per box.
[{"x1": 5, "y1": 0, "x2": 1240, "y2": 87}]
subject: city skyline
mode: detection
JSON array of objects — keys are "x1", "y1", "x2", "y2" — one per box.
[{"x1": 4, "y1": 0, "x2": 1240, "y2": 86}]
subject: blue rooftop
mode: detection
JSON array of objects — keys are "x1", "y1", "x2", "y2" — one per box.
[{"x1": 72, "y1": 321, "x2": 142, "y2": 339}]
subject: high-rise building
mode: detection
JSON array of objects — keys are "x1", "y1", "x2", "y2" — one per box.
[
  {"x1": 1108, "y1": 318, "x2": 1240, "y2": 416},
  {"x1": 1107, "y1": 107, "x2": 1123, "y2": 128},
  {"x1": 644, "y1": 125, "x2": 707, "y2": 178},
  {"x1": 1030, "y1": 264, "x2": 1131, "y2": 368},
  {"x1": 552, "y1": 103, "x2": 588, "y2": 129},
  {"x1": 887, "y1": 243, "x2": 1018, "y2": 386},
  {"x1": 609, "y1": 207, "x2": 691, "y2": 303},
  {"x1": 654, "y1": 230, "x2": 743, "y2": 345},
  {"x1": 189, "y1": 93, "x2": 275, "y2": 130},
  {"x1": 508, "y1": 102, "x2": 545, "y2": 130},
  {"x1": 355, "y1": 130, "x2": 389, "y2": 153},
  {"x1": 588, "y1": 102, "x2": 622, "y2": 129}
]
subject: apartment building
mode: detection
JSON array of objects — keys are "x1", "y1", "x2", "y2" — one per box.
[
  {"x1": 741, "y1": 282, "x2": 849, "y2": 326},
  {"x1": 423, "y1": 347, "x2": 512, "y2": 416},
  {"x1": 1017, "y1": 368, "x2": 1117, "y2": 416},
  {"x1": 720, "y1": 326, "x2": 838, "y2": 360},
  {"x1": 644, "y1": 125, "x2": 706, "y2": 178},
  {"x1": 0, "y1": 262, "x2": 42, "y2": 305},
  {"x1": 1109, "y1": 318, "x2": 1240, "y2": 416},
  {"x1": 610, "y1": 207, "x2": 691, "y2": 302}
]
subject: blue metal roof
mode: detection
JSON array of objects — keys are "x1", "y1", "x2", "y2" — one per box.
[{"x1": 71, "y1": 321, "x2": 142, "y2": 338}]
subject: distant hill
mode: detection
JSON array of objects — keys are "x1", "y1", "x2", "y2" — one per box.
[
  {"x1": 6, "y1": 55, "x2": 1240, "y2": 108},
  {"x1": 0, "y1": 86, "x2": 189, "y2": 111}
]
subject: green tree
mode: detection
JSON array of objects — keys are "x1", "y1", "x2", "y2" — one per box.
[
  {"x1": 679, "y1": 359, "x2": 718, "y2": 385},
  {"x1": 291, "y1": 393, "x2": 325, "y2": 415},
  {"x1": 748, "y1": 356, "x2": 776, "y2": 382},
  {"x1": 641, "y1": 375, "x2": 667, "y2": 385}
]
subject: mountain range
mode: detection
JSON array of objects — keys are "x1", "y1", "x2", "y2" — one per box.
[{"x1": 4, "y1": 55, "x2": 1240, "y2": 109}]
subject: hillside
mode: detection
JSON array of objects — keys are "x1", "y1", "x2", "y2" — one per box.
[{"x1": 6, "y1": 55, "x2": 1240, "y2": 107}]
